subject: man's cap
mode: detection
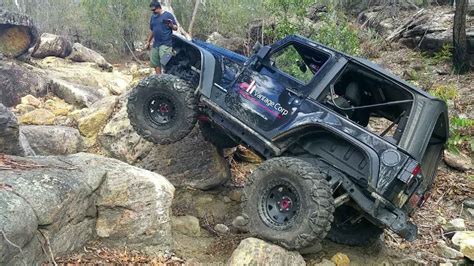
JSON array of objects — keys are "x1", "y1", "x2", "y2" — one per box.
[{"x1": 150, "y1": 1, "x2": 161, "y2": 8}]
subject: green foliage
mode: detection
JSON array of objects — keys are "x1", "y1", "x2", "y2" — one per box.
[
  {"x1": 173, "y1": 0, "x2": 265, "y2": 39},
  {"x1": 448, "y1": 116, "x2": 474, "y2": 154},
  {"x1": 429, "y1": 84, "x2": 459, "y2": 102},
  {"x1": 271, "y1": 45, "x2": 314, "y2": 83},
  {"x1": 315, "y1": 11, "x2": 360, "y2": 55},
  {"x1": 80, "y1": 0, "x2": 150, "y2": 55},
  {"x1": 263, "y1": 0, "x2": 314, "y2": 40},
  {"x1": 422, "y1": 43, "x2": 453, "y2": 65}
]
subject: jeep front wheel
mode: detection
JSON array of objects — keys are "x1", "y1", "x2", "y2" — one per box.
[
  {"x1": 241, "y1": 157, "x2": 335, "y2": 250},
  {"x1": 127, "y1": 74, "x2": 197, "y2": 145}
]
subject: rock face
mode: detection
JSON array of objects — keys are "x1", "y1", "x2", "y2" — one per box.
[
  {"x1": 0, "y1": 60, "x2": 49, "y2": 107},
  {"x1": 452, "y1": 231, "x2": 474, "y2": 260},
  {"x1": 50, "y1": 78, "x2": 107, "y2": 108},
  {"x1": 228, "y1": 238, "x2": 306, "y2": 266},
  {"x1": 0, "y1": 153, "x2": 174, "y2": 265},
  {"x1": 98, "y1": 96, "x2": 154, "y2": 164},
  {"x1": 68, "y1": 43, "x2": 113, "y2": 71},
  {"x1": 0, "y1": 104, "x2": 26, "y2": 155},
  {"x1": 0, "y1": 9, "x2": 38, "y2": 58},
  {"x1": 77, "y1": 96, "x2": 118, "y2": 139},
  {"x1": 137, "y1": 129, "x2": 231, "y2": 190},
  {"x1": 20, "y1": 125, "x2": 83, "y2": 155},
  {"x1": 32, "y1": 33, "x2": 72, "y2": 59}
]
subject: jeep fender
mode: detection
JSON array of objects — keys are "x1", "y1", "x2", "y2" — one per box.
[{"x1": 172, "y1": 35, "x2": 216, "y2": 98}]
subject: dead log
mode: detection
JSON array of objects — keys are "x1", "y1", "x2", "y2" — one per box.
[
  {"x1": 386, "y1": 8, "x2": 427, "y2": 43},
  {"x1": 0, "y1": 9, "x2": 38, "y2": 58}
]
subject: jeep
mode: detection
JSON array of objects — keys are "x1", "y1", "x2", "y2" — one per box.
[{"x1": 127, "y1": 34, "x2": 449, "y2": 249}]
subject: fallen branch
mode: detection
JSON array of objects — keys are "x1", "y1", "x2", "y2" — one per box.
[
  {"x1": 0, "y1": 229, "x2": 23, "y2": 253},
  {"x1": 386, "y1": 8, "x2": 426, "y2": 43}
]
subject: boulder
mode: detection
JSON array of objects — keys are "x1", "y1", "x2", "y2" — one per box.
[
  {"x1": 214, "y1": 224, "x2": 230, "y2": 234},
  {"x1": 94, "y1": 155, "x2": 175, "y2": 251},
  {"x1": 452, "y1": 231, "x2": 474, "y2": 260},
  {"x1": 0, "y1": 60, "x2": 48, "y2": 107},
  {"x1": 331, "y1": 253, "x2": 351, "y2": 266},
  {"x1": 98, "y1": 97, "x2": 154, "y2": 164},
  {"x1": 50, "y1": 78, "x2": 106, "y2": 108},
  {"x1": 68, "y1": 43, "x2": 113, "y2": 71},
  {"x1": 0, "y1": 9, "x2": 38, "y2": 58},
  {"x1": 20, "y1": 125, "x2": 83, "y2": 155},
  {"x1": 171, "y1": 215, "x2": 201, "y2": 236},
  {"x1": 77, "y1": 96, "x2": 118, "y2": 139},
  {"x1": 436, "y1": 240, "x2": 464, "y2": 259},
  {"x1": 444, "y1": 151, "x2": 473, "y2": 172},
  {"x1": 137, "y1": 129, "x2": 231, "y2": 190},
  {"x1": 44, "y1": 97, "x2": 73, "y2": 116},
  {"x1": 0, "y1": 153, "x2": 174, "y2": 264},
  {"x1": 31, "y1": 33, "x2": 72, "y2": 59},
  {"x1": 228, "y1": 238, "x2": 306, "y2": 266},
  {"x1": 20, "y1": 95, "x2": 42, "y2": 108},
  {"x1": 19, "y1": 108, "x2": 55, "y2": 125},
  {"x1": 442, "y1": 218, "x2": 466, "y2": 233},
  {"x1": 0, "y1": 104, "x2": 24, "y2": 155}
]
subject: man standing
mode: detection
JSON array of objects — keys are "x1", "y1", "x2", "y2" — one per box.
[{"x1": 146, "y1": 1, "x2": 178, "y2": 74}]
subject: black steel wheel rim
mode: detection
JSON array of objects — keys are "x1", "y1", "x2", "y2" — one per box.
[
  {"x1": 259, "y1": 180, "x2": 300, "y2": 229},
  {"x1": 146, "y1": 95, "x2": 176, "y2": 127}
]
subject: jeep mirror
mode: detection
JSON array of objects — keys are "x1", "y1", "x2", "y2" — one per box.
[
  {"x1": 256, "y1": 45, "x2": 271, "y2": 60},
  {"x1": 297, "y1": 60, "x2": 307, "y2": 73},
  {"x1": 252, "y1": 41, "x2": 262, "y2": 54}
]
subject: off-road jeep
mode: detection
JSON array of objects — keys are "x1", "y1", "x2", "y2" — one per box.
[{"x1": 127, "y1": 34, "x2": 449, "y2": 249}]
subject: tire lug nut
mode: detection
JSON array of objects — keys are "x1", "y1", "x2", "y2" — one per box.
[
  {"x1": 277, "y1": 201, "x2": 280, "y2": 204},
  {"x1": 279, "y1": 209, "x2": 283, "y2": 212}
]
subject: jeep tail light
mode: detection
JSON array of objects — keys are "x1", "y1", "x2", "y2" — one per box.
[{"x1": 411, "y1": 164, "x2": 421, "y2": 177}]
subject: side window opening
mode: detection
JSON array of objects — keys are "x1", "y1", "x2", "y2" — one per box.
[
  {"x1": 269, "y1": 43, "x2": 330, "y2": 85},
  {"x1": 321, "y1": 64, "x2": 414, "y2": 144}
]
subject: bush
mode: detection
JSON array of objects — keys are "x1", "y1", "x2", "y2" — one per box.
[
  {"x1": 429, "y1": 84, "x2": 459, "y2": 102},
  {"x1": 448, "y1": 116, "x2": 474, "y2": 154},
  {"x1": 314, "y1": 11, "x2": 360, "y2": 55}
]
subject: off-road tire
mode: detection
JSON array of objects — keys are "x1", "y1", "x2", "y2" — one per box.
[
  {"x1": 241, "y1": 157, "x2": 335, "y2": 250},
  {"x1": 327, "y1": 205, "x2": 383, "y2": 246},
  {"x1": 127, "y1": 74, "x2": 197, "y2": 145},
  {"x1": 198, "y1": 121, "x2": 237, "y2": 149}
]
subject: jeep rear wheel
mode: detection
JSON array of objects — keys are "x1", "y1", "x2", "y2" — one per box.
[
  {"x1": 327, "y1": 204, "x2": 383, "y2": 246},
  {"x1": 127, "y1": 74, "x2": 197, "y2": 145},
  {"x1": 242, "y1": 157, "x2": 335, "y2": 250}
]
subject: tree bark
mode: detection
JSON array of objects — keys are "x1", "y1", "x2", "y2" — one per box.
[
  {"x1": 453, "y1": 0, "x2": 469, "y2": 74},
  {"x1": 161, "y1": 0, "x2": 192, "y2": 40},
  {"x1": 188, "y1": 0, "x2": 200, "y2": 37}
]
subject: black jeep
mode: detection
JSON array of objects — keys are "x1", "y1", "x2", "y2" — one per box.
[{"x1": 127, "y1": 34, "x2": 448, "y2": 249}]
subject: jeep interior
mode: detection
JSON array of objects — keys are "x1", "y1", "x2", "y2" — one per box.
[{"x1": 322, "y1": 63, "x2": 414, "y2": 144}]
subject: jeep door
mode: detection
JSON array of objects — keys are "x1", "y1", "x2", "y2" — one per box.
[{"x1": 221, "y1": 39, "x2": 332, "y2": 133}]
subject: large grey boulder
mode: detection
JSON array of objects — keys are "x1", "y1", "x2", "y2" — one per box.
[
  {"x1": 0, "y1": 60, "x2": 49, "y2": 107},
  {"x1": 0, "y1": 153, "x2": 174, "y2": 265},
  {"x1": 20, "y1": 125, "x2": 83, "y2": 155},
  {"x1": 68, "y1": 43, "x2": 113, "y2": 71},
  {"x1": 50, "y1": 78, "x2": 106, "y2": 108},
  {"x1": 0, "y1": 9, "x2": 38, "y2": 58},
  {"x1": 32, "y1": 33, "x2": 72, "y2": 59},
  {"x1": 136, "y1": 130, "x2": 231, "y2": 190},
  {"x1": 228, "y1": 238, "x2": 306, "y2": 266},
  {"x1": 0, "y1": 104, "x2": 29, "y2": 155},
  {"x1": 99, "y1": 96, "x2": 231, "y2": 190}
]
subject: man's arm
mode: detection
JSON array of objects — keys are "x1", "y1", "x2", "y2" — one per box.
[{"x1": 146, "y1": 31, "x2": 154, "y2": 50}]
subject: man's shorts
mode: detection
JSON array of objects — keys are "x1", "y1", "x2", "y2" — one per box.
[{"x1": 150, "y1": 45, "x2": 173, "y2": 68}]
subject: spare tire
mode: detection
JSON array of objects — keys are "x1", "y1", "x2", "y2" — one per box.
[{"x1": 127, "y1": 74, "x2": 197, "y2": 145}]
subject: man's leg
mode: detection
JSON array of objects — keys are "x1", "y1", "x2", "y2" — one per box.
[{"x1": 150, "y1": 47, "x2": 162, "y2": 74}]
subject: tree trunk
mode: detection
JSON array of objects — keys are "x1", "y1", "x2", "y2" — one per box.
[
  {"x1": 161, "y1": 0, "x2": 192, "y2": 40},
  {"x1": 453, "y1": 0, "x2": 469, "y2": 74},
  {"x1": 188, "y1": 0, "x2": 200, "y2": 37}
]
